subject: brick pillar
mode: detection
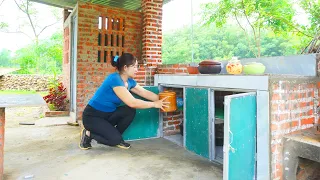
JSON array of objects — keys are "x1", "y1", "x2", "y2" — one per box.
[
  {"x1": 270, "y1": 80, "x2": 318, "y2": 179},
  {"x1": 0, "y1": 107, "x2": 5, "y2": 180},
  {"x1": 63, "y1": 9, "x2": 71, "y2": 22},
  {"x1": 141, "y1": 0, "x2": 163, "y2": 66}
]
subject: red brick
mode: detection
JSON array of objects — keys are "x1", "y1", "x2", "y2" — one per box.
[
  {"x1": 275, "y1": 164, "x2": 283, "y2": 179},
  {"x1": 168, "y1": 121, "x2": 181, "y2": 125},
  {"x1": 272, "y1": 83, "x2": 279, "y2": 90},
  {"x1": 271, "y1": 124, "x2": 279, "y2": 131},
  {"x1": 0, "y1": 108, "x2": 5, "y2": 177},
  {"x1": 279, "y1": 113, "x2": 289, "y2": 121},
  {"x1": 272, "y1": 93, "x2": 280, "y2": 101},
  {"x1": 291, "y1": 121, "x2": 298, "y2": 127},
  {"x1": 300, "y1": 102, "x2": 307, "y2": 108},
  {"x1": 280, "y1": 122, "x2": 290, "y2": 129},
  {"x1": 45, "y1": 111, "x2": 70, "y2": 117},
  {"x1": 142, "y1": 0, "x2": 163, "y2": 65},
  {"x1": 271, "y1": 144, "x2": 278, "y2": 153},
  {"x1": 301, "y1": 118, "x2": 315, "y2": 125}
]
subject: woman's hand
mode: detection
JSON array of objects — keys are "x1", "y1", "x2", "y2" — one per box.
[{"x1": 153, "y1": 96, "x2": 170, "y2": 111}]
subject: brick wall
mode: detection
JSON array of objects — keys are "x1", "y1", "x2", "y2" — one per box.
[
  {"x1": 62, "y1": 24, "x2": 70, "y2": 98},
  {"x1": 162, "y1": 87, "x2": 184, "y2": 135},
  {"x1": 157, "y1": 64, "x2": 188, "y2": 74},
  {"x1": 141, "y1": 0, "x2": 163, "y2": 66},
  {"x1": 63, "y1": 27, "x2": 70, "y2": 65},
  {"x1": 136, "y1": 64, "x2": 188, "y2": 86},
  {"x1": 62, "y1": 1, "x2": 167, "y2": 121},
  {"x1": 269, "y1": 77, "x2": 319, "y2": 180},
  {"x1": 0, "y1": 108, "x2": 4, "y2": 178},
  {"x1": 316, "y1": 54, "x2": 320, "y2": 76},
  {"x1": 72, "y1": 2, "x2": 143, "y2": 120},
  {"x1": 135, "y1": 65, "x2": 157, "y2": 86},
  {"x1": 149, "y1": 64, "x2": 188, "y2": 135}
]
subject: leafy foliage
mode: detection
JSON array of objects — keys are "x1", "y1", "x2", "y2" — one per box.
[
  {"x1": 299, "y1": 0, "x2": 320, "y2": 53},
  {"x1": 43, "y1": 82, "x2": 69, "y2": 111},
  {"x1": 0, "y1": 49, "x2": 13, "y2": 67},
  {"x1": 200, "y1": 0, "x2": 297, "y2": 57},
  {"x1": 162, "y1": 24, "x2": 301, "y2": 64},
  {"x1": 0, "y1": 22, "x2": 8, "y2": 29},
  {"x1": 300, "y1": 0, "x2": 320, "y2": 33},
  {"x1": 12, "y1": 31, "x2": 63, "y2": 74}
]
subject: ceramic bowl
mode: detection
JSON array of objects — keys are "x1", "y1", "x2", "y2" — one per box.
[
  {"x1": 243, "y1": 62, "x2": 266, "y2": 75},
  {"x1": 186, "y1": 66, "x2": 199, "y2": 74}
]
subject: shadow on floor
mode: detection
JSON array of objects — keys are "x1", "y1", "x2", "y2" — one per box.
[{"x1": 4, "y1": 125, "x2": 223, "y2": 180}]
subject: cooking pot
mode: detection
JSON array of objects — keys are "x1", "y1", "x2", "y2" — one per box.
[
  {"x1": 198, "y1": 60, "x2": 222, "y2": 74},
  {"x1": 159, "y1": 91, "x2": 177, "y2": 112}
]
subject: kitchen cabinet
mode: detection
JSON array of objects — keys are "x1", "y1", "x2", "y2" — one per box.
[{"x1": 122, "y1": 74, "x2": 270, "y2": 180}]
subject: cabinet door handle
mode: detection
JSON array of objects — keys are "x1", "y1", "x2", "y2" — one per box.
[
  {"x1": 229, "y1": 130, "x2": 233, "y2": 145},
  {"x1": 229, "y1": 130, "x2": 236, "y2": 153}
]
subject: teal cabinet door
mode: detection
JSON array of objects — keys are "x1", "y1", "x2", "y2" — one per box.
[
  {"x1": 224, "y1": 92, "x2": 257, "y2": 180},
  {"x1": 122, "y1": 86, "x2": 160, "y2": 141},
  {"x1": 185, "y1": 88, "x2": 210, "y2": 159}
]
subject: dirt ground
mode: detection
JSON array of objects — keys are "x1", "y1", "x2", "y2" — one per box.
[{"x1": 3, "y1": 107, "x2": 223, "y2": 180}]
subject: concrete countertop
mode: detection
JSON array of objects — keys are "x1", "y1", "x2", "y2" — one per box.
[
  {"x1": 0, "y1": 94, "x2": 47, "y2": 108},
  {"x1": 154, "y1": 74, "x2": 270, "y2": 91},
  {"x1": 284, "y1": 127, "x2": 320, "y2": 146}
]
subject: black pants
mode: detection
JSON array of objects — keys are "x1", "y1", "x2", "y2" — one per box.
[{"x1": 82, "y1": 105, "x2": 136, "y2": 146}]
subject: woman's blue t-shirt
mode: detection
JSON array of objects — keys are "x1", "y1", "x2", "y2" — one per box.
[{"x1": 88, "y1": 72, "x2": 137, "y2": 112}]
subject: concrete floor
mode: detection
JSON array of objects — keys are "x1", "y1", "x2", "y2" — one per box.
[
  {"x1": 164, "y1": 134, "x2": 183, "y2": 146},
  {"x1": 4, "y1": 125, "x2": 223, "y2": 180}
]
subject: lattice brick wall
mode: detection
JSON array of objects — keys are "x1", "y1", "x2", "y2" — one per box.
[{"x1": 97, "y1": 16, "x2": 126, "y2": 62}]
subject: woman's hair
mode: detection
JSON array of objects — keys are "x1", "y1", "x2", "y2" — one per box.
[{"x1": 111, "y1": 53, "x2": 137, "y2": 72}]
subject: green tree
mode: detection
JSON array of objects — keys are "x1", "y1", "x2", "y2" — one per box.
[
  {"x1": 162, "y1": 25, "x2": 193, "y2": 64},
  {"x1": 13, "y1": 31, "x2": 63, "y2": 74},
  {"x1": 1, "y1": 0, "x2": 62, "y2": 44},
  {"x1": 162, "y1": 24, "x2": 300, "y2": 64},
  {"x1": 0, "y1": 22, "x2": 7, "y2": 29},
  {"x1": 200, "y1": 0, "x2": 305, "y2": 57},
  {"x1": 299, "y1": 0, "x2": 320, "y2": 53},
  {"x1": 300, "y1": 0, "x2": 320, "y2": 32},
  {"x1": 0, "y1": 48, "x2": 13, "y2": 67}
]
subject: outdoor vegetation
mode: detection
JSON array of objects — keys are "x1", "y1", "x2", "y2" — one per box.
[
  {"x1": 162, "y1": 0, "x2": 320, "y2": 64},
  {"x1": 0, "y1": 0, "x2": 319, "y2": 68},
  {"x1": 0, "y1": 0, "x2": 63, "y2": 74}
]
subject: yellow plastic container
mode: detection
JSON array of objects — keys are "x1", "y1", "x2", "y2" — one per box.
[{"x1": 159, "y1": 91, "x2": 177, "y2": 112}]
